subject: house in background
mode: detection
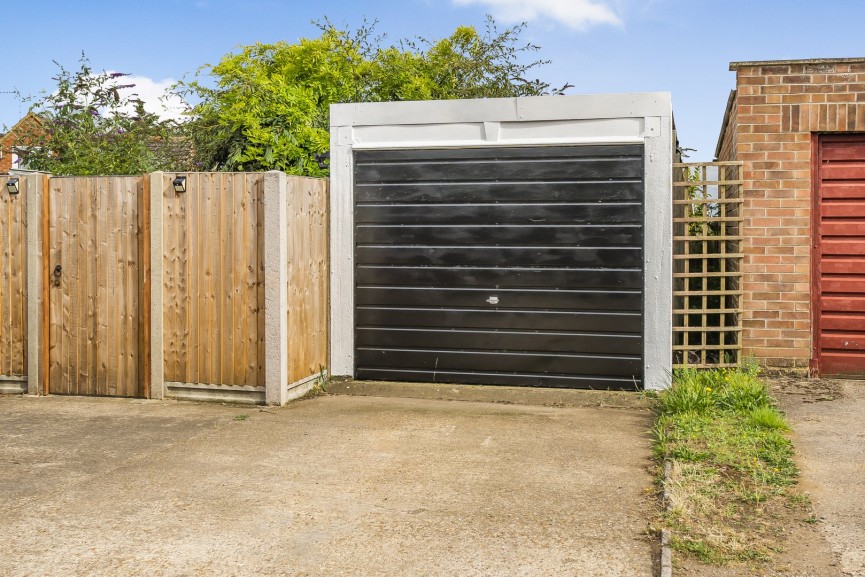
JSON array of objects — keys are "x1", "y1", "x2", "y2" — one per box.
[
  {"x1": 716, "y1": 57, "x2": 865, "y2": 377},
  {"x1": 0, "y1": 112, "x2": 43, "y2": 172}
]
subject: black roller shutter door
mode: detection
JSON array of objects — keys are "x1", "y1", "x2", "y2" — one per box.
[{"x1": 354, "y1": 145, "x2": 644, "y2": 389}]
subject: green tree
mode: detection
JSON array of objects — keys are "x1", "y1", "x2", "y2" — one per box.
[
  {"x1": 177, "y1": 18, "x2": 565, "y2": 175},
  {"x1": 17, "y1": 55, "x2": 190, "y2": 175}
]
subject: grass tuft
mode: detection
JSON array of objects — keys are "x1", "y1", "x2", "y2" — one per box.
[
  {"x1": 653, "y1": 366, "x2": 799, "y2": 565},
  {"x1": 748, "y1": 406, "x2": 789, "y2": 431}
]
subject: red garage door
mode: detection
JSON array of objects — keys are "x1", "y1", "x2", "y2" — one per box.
[{"x1": 814, "y1": 135, "x2": 865, "y2": 376}]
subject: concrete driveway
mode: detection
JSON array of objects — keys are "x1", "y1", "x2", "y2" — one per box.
[
  {"x1": 773, "y1": 379, "x2": 865, "y2": 576},
  {"x1": 0, "y1": 391, "x2": 655, "y2": 577}
]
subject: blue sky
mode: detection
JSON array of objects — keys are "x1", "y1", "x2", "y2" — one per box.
[{"x1": 2, "y1": 0, "x2": 864, "y2": 160}]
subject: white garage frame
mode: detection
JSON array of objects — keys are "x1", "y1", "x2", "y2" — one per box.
[{"x1": 329, "y1": 93, "x2": 673, "y2": 390}]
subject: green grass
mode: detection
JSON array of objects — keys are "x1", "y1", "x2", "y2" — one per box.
[{"x1": 653, "y1": 364, "x2": 800, "y2": 565}]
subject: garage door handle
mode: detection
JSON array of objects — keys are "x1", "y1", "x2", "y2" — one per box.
[{"x1": 486, "y1": 295, "x2": 499, "y2": 305}]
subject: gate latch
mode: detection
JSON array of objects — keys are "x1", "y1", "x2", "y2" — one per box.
[{"x1": 486, "y1": 295, "x2": 499, "y2": 305}]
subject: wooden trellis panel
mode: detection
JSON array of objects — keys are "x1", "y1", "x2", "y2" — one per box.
[{"x1": 673, "y1": 162, "x2": 743, "y2": 368}]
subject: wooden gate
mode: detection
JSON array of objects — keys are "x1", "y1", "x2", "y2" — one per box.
[{"x1": 47, "y1": 177, "x2": 150, "y2": 396}]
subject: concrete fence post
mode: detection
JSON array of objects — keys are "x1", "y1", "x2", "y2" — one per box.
[
  {"x1": 264, "y1": 171, "x2": 289, "y2": 405},
  {"x1": 25, "y1": 174, "x2": 45, "y2": 395},
  {"x1": 148, "y1": 172, "x2": 165, "y2": 399}
]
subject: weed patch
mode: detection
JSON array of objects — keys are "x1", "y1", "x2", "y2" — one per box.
[{"x1": 653, "y1": 366, "x2": 801, "y2": 565}]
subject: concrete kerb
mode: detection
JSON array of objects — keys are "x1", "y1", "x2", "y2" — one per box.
[
  {"x1": 327, "y1": 379, "x2": 655, "y2": 409},
  {"x1": 660, "y1": 458, "x2": 674, "y2": 577}
]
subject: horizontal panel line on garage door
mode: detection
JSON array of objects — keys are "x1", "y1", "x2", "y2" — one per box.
[
  {"x1": 818, "y1": 276, "x2": 865, "y2": 293},
  {"x1": 356, "y1": 204, "x2": 643, "y2": 225},
  {"x1": 355, "y1": 160, "x2": 643, "y2": 183},
  {"x1": 355, "y1": 246, "x2": 642, "y2": 268},
  {"x1": 355, "y1": 224, "x2": 642, "y2": 247},
  {"x1": 356, "y1": 266, "x2": 643, "y2": 289},
  {"x1": 356, "y1": 327, "x2": 642, "y2": 355},
  {"x1": 355, "y1": 156, "x2": 642, "y2": 167},
  {"x1": 818, "y1": 312, "x2": 865, "y2": 331},
  {"x1": 356, "y1": 201, "x2": 641, "y2": 207},
  {"x1": 356, "y1": 179, "x2": 642, "y2": 187},
  {"x1": 356, "y1": 182, "x2": 643, "y2": 204},
  {"x1": 357, "y1": 347, "x2": 641, "y2": 359},
  {"x1": 355, "y1": 144, "x2": 642, "y2": 161},
  {"x1": 356, "y1": 348, "x2": 641, "y2": 377},
  {"x1": 820, "y1": 258, "x2": 865, "y2": 273},
  {"x1": 356, "y1": 287, "x2": 642, "y2": 310},
  {"x1": 819, "y1": 350, "x2": 865, "y2": 358},
  {"x1": 355, "y1": 368, "x2": 641, "y2": 389},
  {"x1": 357, "y1": 305, "x2": 642, "y2": 315},
  {"x1": 358, "y1": 223, "x2": 641, "y2": 227},
  {"x1": 357, "y1": 307, "x2": 642, "y2": 332}
]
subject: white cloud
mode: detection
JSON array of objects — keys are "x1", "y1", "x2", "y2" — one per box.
[
  {"x1": 110, "y1": 74, "x2": 187, "y2": 122},
  {"x1": 452, "y1": 0, "x2": 622, "y2": 30}
]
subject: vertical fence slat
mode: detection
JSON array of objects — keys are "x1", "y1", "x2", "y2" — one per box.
[
  {"x1": 256, "y1": 174, "x2": 266, "y2": 386},
  {"x1": 2, "y1": 182, "x2": 12, "y2": 375},
  {"x1": 176, "y1": 175, "x2": 188, "y2": 383},
  {"x1": 138, "y1": 176, "x2": 151, "y2": 398},
  {"x1": 220, "y1": 173, "x2": 233, "y2": 386},
  {"x1": 49, "y1": 180, "x2": 62, "y2": 392},
  {"x1": 1, "y1": 185, "x2": 9, "y2": 374},
  {"x1": 203, "y1": 172, "x2": 215, "y2": 384},
  {"x1": 106, "y1": 178, "x2": 119, "y2": 395},
  {"x1": 11, "y1": 180, "x2": 25, "y2": 376},
  {"x1": 0, "y1": 177, "x2": 29, "y2": 378},
  {"x1": 244, "y1": 174, "x2": 260, "y2": 386},
  {"x1": 123, "y1": 178, "x2": 135, "y2": 396},
  {"x1": 230, "y1": 174, "x2": 245, "y2": 386},
  {"x1": 193, "y1": 172, "x2": 205, "y2": 385}
]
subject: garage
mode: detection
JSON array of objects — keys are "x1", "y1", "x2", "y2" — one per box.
[{"x1": 330, "y1": 94, "x2": 673, "y2": 390}]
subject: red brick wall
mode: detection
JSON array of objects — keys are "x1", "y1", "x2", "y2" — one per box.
[
  {"x1": 0, "y1": 113, "x2": 44, "y2": 173},
  {"x1": 0, "y1": 135, "x2": 13, "y2": 173},
  {"x1": 730, "y1": 60, "x2": 865, "y2": 370}
]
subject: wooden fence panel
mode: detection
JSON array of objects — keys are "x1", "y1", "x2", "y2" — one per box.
[
  {"x1": 48, "y1": 176, "x2": 141, "y2": 396},
  {"x1": 286, "y1": 177, "x2": 329, "y2": 384},
  {"x1": 162, "y1": 173, "x2": 265, "y2": 387},
  {"x1": 0, "y1": 177, "x2": 28, "y2": 377},
  {"x1": 5, "y1": 171, "x2": 326, "y2": 400}
]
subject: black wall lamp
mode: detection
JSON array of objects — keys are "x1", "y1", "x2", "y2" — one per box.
[
  {"x1": 6, "y1": 177, "x2": 19, "y2": 195},
  {"x1": 172, "y1": 175, "x2": 187, "y2": 193},
  {"x1": 315, "y1": 151, "x2": 330, "y2": 170}
]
